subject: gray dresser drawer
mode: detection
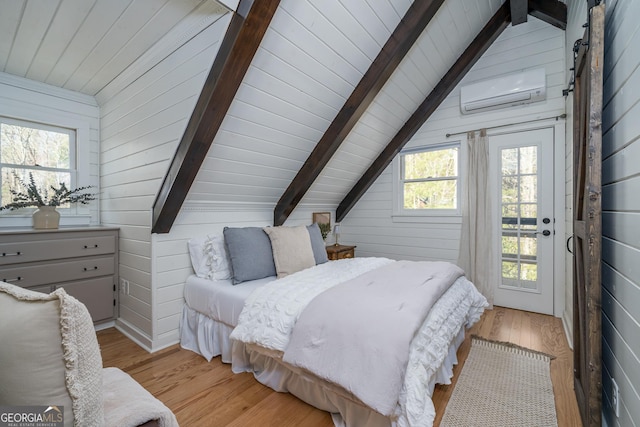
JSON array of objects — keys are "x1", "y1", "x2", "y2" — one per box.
[
  {"x1": 0, "y1": 235, "x2": 115, "y2": 265},
  {"x1": 0, "y1": 255, "x2": 115, "y2": 288},
  {"x1": 0, "y1": 227, "x2": 119, "y2": 324}
]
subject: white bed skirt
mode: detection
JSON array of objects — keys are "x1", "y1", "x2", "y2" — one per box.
[
  {"x1": 180, "y1": 303, "x2": 466, "y2": 427},
  {"x1": 180, "y1": 306, "x2": 235, "y2": 363}
]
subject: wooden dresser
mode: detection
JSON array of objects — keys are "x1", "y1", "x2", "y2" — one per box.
[
  {"x1": 0, "y1": 227, "x2": 119, "y2": 324},
  {"x1": 326, "y1": 244, "x2": 356, "y2": 260}
]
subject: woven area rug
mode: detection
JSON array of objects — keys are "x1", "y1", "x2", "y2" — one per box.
[{"x1": 440, "y1": 336, "x2": 557, "y2": 427}]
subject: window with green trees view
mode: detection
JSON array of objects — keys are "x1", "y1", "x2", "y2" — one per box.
[
  {"x1": 399, "y1": 144, "x2": 459, "y2": 212},
  {"x1": 0, "y1": 117, "x2": 76, "y2": 207}
]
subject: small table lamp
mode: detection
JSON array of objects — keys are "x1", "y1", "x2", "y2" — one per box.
[{"x1": 333, "y1": 224, "x2": 341, "y2": 246}]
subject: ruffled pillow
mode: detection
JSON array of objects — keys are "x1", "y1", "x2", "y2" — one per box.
[{"x1": 187, "y1": 234, "x2": 232, "y2": 280}]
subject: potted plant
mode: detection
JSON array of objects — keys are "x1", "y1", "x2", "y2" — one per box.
[{"x1": 0, "y1": 173, "x2": 96, "y2": 229}]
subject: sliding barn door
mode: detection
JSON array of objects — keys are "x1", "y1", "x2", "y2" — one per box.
[{"x1": 573, "y1": 4, "x2": 604, "y2": 427}]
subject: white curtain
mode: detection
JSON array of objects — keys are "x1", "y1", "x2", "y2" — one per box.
[{"x1": 457, "y1": 129, "x2": 495, "y2": 307}]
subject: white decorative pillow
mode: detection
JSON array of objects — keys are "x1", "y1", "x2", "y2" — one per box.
[
  {"x1": 263, "y1": 225, "x2": 316, "y2": 278},
  {"x1": 187, "y1": 234, "x2": 232, "y2": 280},
  {"x1": 204, "y1": 234, "x2": 232, "y2": 280},
  {"x1": 0, "y1": 283, "x2": 103, "y2": 426}
]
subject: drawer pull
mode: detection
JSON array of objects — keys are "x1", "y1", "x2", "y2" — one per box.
[
  {"x1": 84, "y1": 244, "x2": 99, "y2": 249},
  {"x1": 2, "y1": 251, "x2": 22, "y2": 257},
  {"x1": 83, "y1": 266, "x2": 99, "y2": 271},
  {"x1": 2, "y1": 277, "x2": 22, "y2": 283}
]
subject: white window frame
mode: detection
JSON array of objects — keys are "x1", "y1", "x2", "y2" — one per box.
[
  {"x1": 0, "y1": 115, "x2": 78, "y2": 187},
  {"x1": 392, "y1": 142, "x2": 463, "y2": 222},
  {"x1": 0, "y1": 114, "x2": 91, "y2": 225}
]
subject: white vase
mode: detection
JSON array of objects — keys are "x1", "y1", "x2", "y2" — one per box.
[{"x1": 32, "y1": 206, "x2": 60, "y2": 229}]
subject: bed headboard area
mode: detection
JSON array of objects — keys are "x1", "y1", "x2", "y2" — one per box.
[{"x1": 187, "y1": 224, "x2": 329, "y2": 285}]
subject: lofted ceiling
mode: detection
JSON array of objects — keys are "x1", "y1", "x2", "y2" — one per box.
[
  {"x1": 176, "y1": 0, "x2": 565, "y2": 228},
  {"x1": 186, "y1": 0, "x2": 506, "y2": 209},
  {"x1": 0, "y1": 0, "x2": 567, "y2": 231},
  {"x1": 0, "y1": 0, "x2": 228, "y2": 97}
]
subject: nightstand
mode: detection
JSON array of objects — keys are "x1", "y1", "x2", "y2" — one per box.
[{"x1": 326, "y1": 244, "x2": 356, "y2": 260}]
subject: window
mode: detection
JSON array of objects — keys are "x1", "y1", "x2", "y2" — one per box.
[
  {"x1": 0, "y1": 116, "x2": 77, "y2": 208},
  {"x1": 396, "y1": 143, "x2": 460, "y2": 215}
]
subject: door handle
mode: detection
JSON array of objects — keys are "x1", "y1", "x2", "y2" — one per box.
[{"x1": 536, "y1": 230, "x2": 551, "y2": 236}]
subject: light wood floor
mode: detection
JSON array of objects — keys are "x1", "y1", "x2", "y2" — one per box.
[{"x1": 97, "y1": 306, "x2": 581, "y2": 426}]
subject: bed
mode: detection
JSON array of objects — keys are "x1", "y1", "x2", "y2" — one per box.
[{"x1": 180, "y1": 225, "x2": 488, "y2": 427}]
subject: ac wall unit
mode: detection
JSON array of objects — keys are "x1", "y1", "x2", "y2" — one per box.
[{"x1": 460, "y1": 68, "x2": 546, "y2": 114}]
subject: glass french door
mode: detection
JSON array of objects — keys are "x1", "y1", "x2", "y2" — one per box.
[{"x1": 490, "y1": 127, "x2": 554, "y2": 315}]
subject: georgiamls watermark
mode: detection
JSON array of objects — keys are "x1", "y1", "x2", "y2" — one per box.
[{"x1": 0, "y1": 406, "x2": 63, "y2": 427}]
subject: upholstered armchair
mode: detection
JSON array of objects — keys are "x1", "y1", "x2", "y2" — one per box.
[{"x1": 0, "y1": 282, "x2": 178, "y2": 427}]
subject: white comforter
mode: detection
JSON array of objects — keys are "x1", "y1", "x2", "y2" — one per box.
[
  {"x1": 230, "y1": 257, "x2": 393, "y2": 351},
  {"x1": 230, "y1": 258, "x2": 488, "y2": 426},
  {"x1": 283, "y1": 261, "x2": 464, "y2": 416}
]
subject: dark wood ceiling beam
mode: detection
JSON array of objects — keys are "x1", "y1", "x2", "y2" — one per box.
[
  {"x1": 528, "y1": 0, "x2": 567, "y2": 30},
  {"x1": 272, "y1": 0, "x2": 446, "y2": 226},
  {"x1": 511, "y1": 0, "x2": 528, "y2": 26},
  {"x1": 151, "y1": 0, "x2": 280, "y2": 233},
  {"x1": 336, "y1": 3, "x2": 512, "y2": 223}
]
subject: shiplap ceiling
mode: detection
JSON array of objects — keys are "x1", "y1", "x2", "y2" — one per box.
[
  {"x1": 0, "y1": 0, "x2": 229, "y2": 97},
  {"x1": 187, "y1": 0, "x2": 517, "y2": 207},
  {"x1": 0, "y1": 0, "x2": 566, "y2": 219}
]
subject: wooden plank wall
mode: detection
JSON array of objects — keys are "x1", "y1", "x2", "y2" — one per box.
[
  {"x1": 99, "y1": 14, "x2": 231, "y2": 349},
  {"x1": 0, "y1": 72, "x2": 100, "y2": 226},
  {"x1": 599, "y1": 0, "x2": 640, "y2": 425},
  {"x1": 341, "y1": 17, "x2": 566, "y2": 262},
  {"x1": 152, "y1": 204, "x2": 326, "y2": 348}
]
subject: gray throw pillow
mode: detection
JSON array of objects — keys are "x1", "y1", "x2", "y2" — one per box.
[
  {"x1": 307, "y1": 223, "x2": 329, "y2": 264},
  {"x1": 223, "y1": 227, "x2": 277, "y2": 284}
]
